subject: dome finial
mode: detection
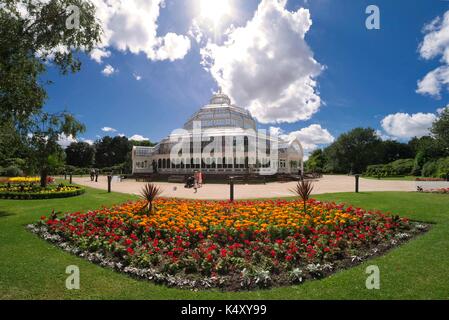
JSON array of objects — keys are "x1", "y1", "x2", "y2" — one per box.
[{"x1": 210, "y1": 88, "x2": 231, "y2": 105}]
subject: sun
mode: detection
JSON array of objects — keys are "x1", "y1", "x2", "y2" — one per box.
[{"x1": 199, "y1": 0, "x2": 231, "y2": 25}]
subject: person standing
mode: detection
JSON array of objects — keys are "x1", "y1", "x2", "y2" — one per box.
[
  {"x1": 90, "y1": 168, "x2": 95, "y2": 181},
  {"x1": 95, "y1": 168, "x2": 99, "y2": 182},
  {"x1": 198, "y1": 170, "x2": 203, "y2": 187},
  {"x1": 193, "y1": 170, "x2": 199, "y2": 193}
]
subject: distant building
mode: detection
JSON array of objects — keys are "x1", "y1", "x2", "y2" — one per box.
[{"x1": 132, "y1": 90, "x2": 303, "y2": 176}]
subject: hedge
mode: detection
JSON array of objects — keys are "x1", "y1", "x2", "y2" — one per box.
[
  {"x1": 365, "y1": 158, "x2": 414, "y2": 177},
  {"x1": 422, "y1": 157, "x2": 449, "y2": 178},
  {"x1": 0, "y1": 187, "x2": 85, "y2": 200}
]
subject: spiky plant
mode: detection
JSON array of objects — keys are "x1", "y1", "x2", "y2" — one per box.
[
  {"x1": 290, "y1": 179, "x2": 314, "y2": 212},
  {"x1": 140, "y1": 183, "x2": 163, "y2": 214}
]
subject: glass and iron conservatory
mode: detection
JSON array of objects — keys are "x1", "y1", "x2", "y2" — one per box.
[{"x1": 132, "y1": 90, "x2": 304, "y2": 176}]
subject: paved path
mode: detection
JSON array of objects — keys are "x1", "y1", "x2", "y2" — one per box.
[{"x1": 72, "y1": 175, "x2": 415, "y2": 200}]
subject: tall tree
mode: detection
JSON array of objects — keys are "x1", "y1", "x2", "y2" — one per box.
[
  {"x1": 65, "y1": 141, "x2": 95, "y2": 167},
  {"x1": 431, "y1": 108, "x2": 449, "y2": 153},
  {"x1": 380, "y1": 140, "x2": 414, "y2": 164},
  {"x1": 0, "y1": 0, "x2": 101, "y2": 128},
  {"x1": 29, "y1": 112, "x2": 85, "y2": 187},
  {"x1": 323, "y1": 128, "x2": 383, "y2": 174}
]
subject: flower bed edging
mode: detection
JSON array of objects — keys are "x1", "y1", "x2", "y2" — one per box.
[{"x1": 27, "y1": 198, "x2": 431, "y2": 291}]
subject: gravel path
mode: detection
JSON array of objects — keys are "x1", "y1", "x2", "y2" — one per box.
[{"x1": 72, "y1": 175, "x2": 416, "y2": 200}]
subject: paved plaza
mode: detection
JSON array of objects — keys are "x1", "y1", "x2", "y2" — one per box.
[{"x1": 72, "y1": 175, "x2": 416, "y2": 200}]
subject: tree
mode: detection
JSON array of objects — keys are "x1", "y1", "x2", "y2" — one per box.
[
  {"x1": 0, "y1": 0, "x2": 101, "y2": 128},
  {"x1": 29, "y1": 112, "x2": 85, "y2": 187},
  {"x1": 65, "y1": 141, "x2": 95, "y2": 167},
  {"x1": 431, "y1": 108, "x2": 449, "y2": 152},
  {"x1": 323, "y1": 128, "x2": 383, "y2": 174},
  {"x1": 380, "y1": 140, "x2": 414, "y2": 164},
  {"x1": 305, "y1": 149, "x2": 325, "y2": 173},
  {"x1": 94, "y1": 136, "x2": 131, "y2": 168}
]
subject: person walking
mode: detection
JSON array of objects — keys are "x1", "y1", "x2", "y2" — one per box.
[
  {"x1": 90, "y1": 168, "x2": 95, "y2": 181},
  {"x1": 95, "y1": 168, "x2": 99, "y2": 182}
]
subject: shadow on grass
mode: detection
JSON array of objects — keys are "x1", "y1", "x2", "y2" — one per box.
[{"x1": 0, "y1": 210, "x2": 14, "y2": 218}]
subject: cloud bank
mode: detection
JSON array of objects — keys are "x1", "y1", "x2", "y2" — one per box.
[{"x1": 200, "y1": 0, "x2": 323, "y2": 124}]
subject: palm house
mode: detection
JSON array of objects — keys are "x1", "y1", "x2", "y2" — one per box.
[{"x1": 132, "y1": 90, "x2": 304, "y2": 177}]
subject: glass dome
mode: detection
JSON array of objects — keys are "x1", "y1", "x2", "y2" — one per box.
[{"x1": 183, "y1": 90, "x2": 256, "y2": 131}]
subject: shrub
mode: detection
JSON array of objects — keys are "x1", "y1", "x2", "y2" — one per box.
[
  {"x1": 1, "y1": 166, "x2": 24, "y2": 177},
  {"x1": 422, "y1": 160, "x2": 438, "y2": 177},
  {"x1": 365, "y1": 159, "x2": 414, "y2": 177}
]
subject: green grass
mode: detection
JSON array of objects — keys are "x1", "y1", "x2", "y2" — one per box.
[
  {"x1": 361, "y1": 175, "x2": 419, "y2": 181},
  {"x1": 1, "y1": 187, "x2": 448, "y2": 299}
]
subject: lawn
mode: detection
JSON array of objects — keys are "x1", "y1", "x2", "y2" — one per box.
[{"x1": 0, "y1": 187, "x2": 448, "y2": 299}]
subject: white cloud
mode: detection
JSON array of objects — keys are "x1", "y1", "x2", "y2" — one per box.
[
  {"x1": 82, "y1": 139, "x2": 94, "y2": 145},
  {"x1": 437, "y1": 105, "x2": 449, "y2": 114},
  {"x1": 101, "y1": 126, "x2": 117, "y2": 133},
  {"x1": 101, "y1": 64, "x2": 116, "y2": 77},
  {"x1": 200, "y1": 0, "x2": 323, "y2": 124},
  {"x1": 90, "y1": 0, "x2": 191, "y2": 62},
  {"x1": 381, "y1": 112, "x2": 437, "y2": 139},
  {"x1": 133, "y1": 73, "x2": 142, "y2": 81},
  {"x1": 129, "y1": 134, "x2": 149, "y2": 141},
  {"x1": 271, "y1": 124, "x2": 334, "y2": 157},
  {"x1": 417, "y1": 11, "x2": 449, "y2": 97},
  {"x1": 58, "y1": 134, "x2": 77, "y2": 148},
  {"x1": 90, "y1": 48, "x2": 111, "y2": 63}
]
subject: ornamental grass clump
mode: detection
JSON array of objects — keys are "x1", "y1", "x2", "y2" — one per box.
[
  {"x1": 139, "y1": 183, "x2": 163, "y2": 214},
  {"x1": 290, "y1": 179, "x2": 314, "y2": 212}
]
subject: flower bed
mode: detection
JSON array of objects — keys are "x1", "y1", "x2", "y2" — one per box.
[
  {"x1": 29, "y1": 198, "x2": 429, "y2": 290},
  {"x1": 0, "y1": 184, "x2": 85, "y2": 200},
  {"x1": 423, "y1": 188, "x2": 449, "y2": 194},
  {"x1": 0, "y1": 176, "x2": 55, "y2": 184}
]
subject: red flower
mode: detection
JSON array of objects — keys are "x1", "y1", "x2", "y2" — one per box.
[
  {"x1": 126, "y1": 247, "x2": 134, "y2": 255},
  {"x1": 220, "y1": 249, "x2": 227, "y2": 257},
  {"x1": 40, "y1": 216, "x2": 46, "y2": 220}
]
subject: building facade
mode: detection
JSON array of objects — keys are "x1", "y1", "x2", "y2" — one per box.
[{"x1": 132, "y1": 91, "x2": 304, "y2": 176}]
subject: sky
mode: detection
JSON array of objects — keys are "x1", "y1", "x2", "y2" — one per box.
[{"x1": 41, "y1": 0, "x2": 449, "y2": 154}]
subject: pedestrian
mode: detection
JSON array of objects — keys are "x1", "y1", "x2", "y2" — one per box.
[
  {"x1": 95, "y1": 168, "x2": 99, "y2": 182},
  {"x1": 193, "y1": 170, "x2": 199, "y2": 193},
  {"x1": 90, "y1": 168, "x2": 95, "y2": 181},
  {"x1": 198, "y1": 170, "x2": 203, "y2": 187}
]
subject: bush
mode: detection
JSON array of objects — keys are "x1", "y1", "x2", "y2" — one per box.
[
  {"x1": 0, "y1": 166, "x2": 24, "y2": 177},
  {"x1": 390, "y1": 158, "x2": 414, "y2": 175},
  {"x1": 422, "y1": 157, "x2": 449, "y2": 178},
  {"x1": 365, "y1": 159, "x2": 414, "y2": 177}
]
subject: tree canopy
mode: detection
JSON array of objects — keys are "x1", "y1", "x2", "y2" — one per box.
[{"x1": 0, "y1": 0, "x2": 101, "y2": 128}]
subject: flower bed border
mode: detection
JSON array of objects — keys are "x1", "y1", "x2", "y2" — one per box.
[
  {"x1": 27, "y1": 220, "x2": 430, "y2": 291},
  {"x1": 0, "y1": 187, "x2": 85, "y2": 200}
]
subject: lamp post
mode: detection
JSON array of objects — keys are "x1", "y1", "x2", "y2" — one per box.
[
  {"x1": 229, "y1": 176, "x2": 235, "y2": 202},
  {"x1": 355, "y1": 174, "x2": 360, "y2": 193},
  {"x1": 107, "y1": 175, "x2": 112, "y2": 193}
]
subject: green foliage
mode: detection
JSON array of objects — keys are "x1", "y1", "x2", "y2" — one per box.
[
  {"x1": 305, "y1": 149, "x2": 325, "y2": 173},
  {"x1": 322, "y1": 128, "x2": 383, "y2": 174},
  {"x1": 0, "y1": 0, "x2": 101, "y2": 127},
  {"x1": 431, "y1": 107, "x2": 449, "y2": 150},
  {"x1": 65, "y1": 141, "x2": 95, "y2": 167},
  {"x1": 0, "y1": 166, "x2": 24, "y2": 177},
  {"x1": 422, "y1": 157, "x2": 449, "y2": 178},
  {"x1": 28, "y1": 112, "x2": 85, "y2": 187},
  {"x1": 365, "y1": 159, "x2": 414, "y2": 177}
]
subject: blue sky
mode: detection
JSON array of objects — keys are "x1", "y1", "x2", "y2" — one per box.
[{"x1": 43, "y1": 0, "x2": 449, "y2": 150}]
